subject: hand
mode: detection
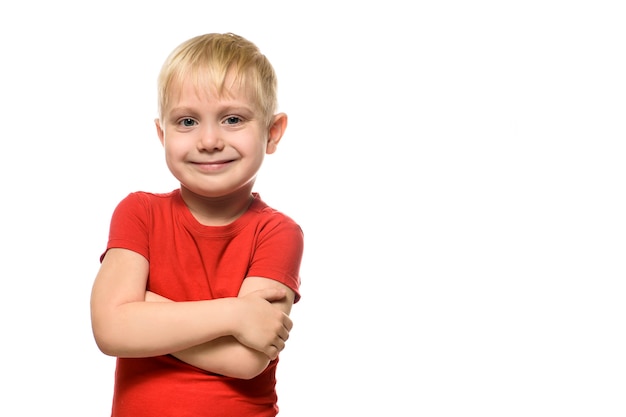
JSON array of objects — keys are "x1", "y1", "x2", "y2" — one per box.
[{"x1": 233, "y1": 288, "x2": 293, "y2": 360}]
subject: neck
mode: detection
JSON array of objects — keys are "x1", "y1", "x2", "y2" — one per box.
[{"x1": 179, "y1": 186, "x2": 254, "y2": 226}]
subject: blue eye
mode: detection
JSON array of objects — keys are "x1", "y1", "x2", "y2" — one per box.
[
  {"x1": 180, "y1": 118, "x2": 196, "y2": 127},
  {"x1": 224, "y1": 116, "x2": 241, "y2": 125}
]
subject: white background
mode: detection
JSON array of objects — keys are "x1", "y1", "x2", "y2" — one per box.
[{"x1": 1, "y1": 1, "x2": 625, "y2": 416}]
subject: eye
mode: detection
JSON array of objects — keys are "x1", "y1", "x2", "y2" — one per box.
[
  {"x1": 223, "y1": 116, "x2": 242, "y2": 125},
  {"x1": 179, "y1": 118, "x2": 197, "y2": 127}
]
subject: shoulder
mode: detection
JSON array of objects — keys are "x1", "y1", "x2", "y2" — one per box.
[
  {"x1": 116, "y1": 189, "x2": 180, "y2": 209},
  {"x1": 250, "y1": 194, "x2": 302, "y2": 233},
  {"x1": 111, "y1": 189, "x2": 182, "y2": 223},
  {"x1": 247, "y1": 195, "x2": 304, "y2": 253},
  {"x1": 123, "y1": 189, "x2": 179, "y2": 203}
]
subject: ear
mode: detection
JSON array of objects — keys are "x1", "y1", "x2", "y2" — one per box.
[
  {"x1": 266, "y1": 113, "x2": 288, "y2": 155},
  {"x1": 155, "y1": 118, "x2": 165, "y2": 146}
]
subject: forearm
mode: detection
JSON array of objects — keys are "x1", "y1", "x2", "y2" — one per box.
[
  {"x1": 92, "y1": 250, "x2": 289, "y2": 362},
  {"x1": 144, "y1": 291, "x2": 270, "y2": 378},
  {"x1": 172, "y1": 336, "x2": 270, "y2": 379},
  {"x1": 92, "y1": 297, "x2": 237, "y2": 358}
]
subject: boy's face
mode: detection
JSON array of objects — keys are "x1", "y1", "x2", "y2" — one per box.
[{"x1": 155, "y1": 74, "x2": 285, "y2": 199}]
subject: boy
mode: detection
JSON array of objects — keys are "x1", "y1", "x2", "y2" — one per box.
[{"x1": 90, "y1": 33, "x2": 304, "y2": 417}]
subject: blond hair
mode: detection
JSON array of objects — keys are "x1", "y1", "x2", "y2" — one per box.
[{"x1": 157, "y1": 33, "x2": 278, "y2": 125}]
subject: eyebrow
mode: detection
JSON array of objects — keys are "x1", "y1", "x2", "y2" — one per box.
[
  {"x1": 166, "y1": 103, "x2": 256, "y2": 121},
  {"x1": 166, "y1": 106, "x2": 201, "y2": 120}
]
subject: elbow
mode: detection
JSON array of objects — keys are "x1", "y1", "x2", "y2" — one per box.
[
  {"x1": 91, "y1": 307, "x2": 122, "y2": 356},
  {"x1": 92, "y1": 325, "x2": 120, "y2": 357},
  {"x1": 234, "y1": 360, "x2": 269, "y2": 380},
  {"x1": 91, "y1": 308, "x2": 142, "y2": 357},
  {"x1": 92, "y1": 336, "x2": 114, "y2": 357},
  {"x1": 223, "y1": 350, "x2": 271, "y2": 380},
  {"x1": 94, "y1": 339, "x2": 117, "y2": 357},
  {"x1": 91, "y1": 317, "x2": 134, "y2": 357}
]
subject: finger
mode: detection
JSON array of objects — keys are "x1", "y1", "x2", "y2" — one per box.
[
  {"x1": 283, "y1": 316, "x2": 293, "y2": 332},
  {"x1": 274, "y1": 339, "x2": 285, "y2": 353},
  {"x1": 266, "y1": 345, "x2": 280, "y2": 361},
  {"x1": 260, "y1": 287, "x2": 287, "y2": 303},
  {"x1": 279, "y1": 327, "x2": 290, "y2": 342}
]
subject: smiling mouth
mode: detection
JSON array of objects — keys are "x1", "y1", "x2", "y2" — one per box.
[
  {"x1": 191, "y1": 160, "x2": 234, "y2": 171},
  {"x1": 192, "y1": 158, "x2": 235, "y2": 165}
]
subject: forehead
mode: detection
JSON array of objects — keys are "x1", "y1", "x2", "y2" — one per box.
[{"x1": 165, "y1": 69, "x2": 257, "y2": 110}]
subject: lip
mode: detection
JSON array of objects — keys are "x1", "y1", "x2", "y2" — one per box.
[{"x1": 190, "y1": 159, "x2": 234, "y2": 172}]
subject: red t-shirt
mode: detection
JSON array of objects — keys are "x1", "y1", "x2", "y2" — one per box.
[{"x1": 101, "y1": 190, "x2": 303, "y2": 417}]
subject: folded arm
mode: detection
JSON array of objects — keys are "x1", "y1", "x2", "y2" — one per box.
[
  {"x1": 147, "y1": 276, "x2": 295, "y2": 379},
  {"x1": 90, "y1": 248, "x2": 292, "y2": 379}
]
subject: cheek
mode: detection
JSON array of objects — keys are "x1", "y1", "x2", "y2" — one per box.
[
  {"x1": 163, "y1": 138, "x2": 185, "y2": 155},
  {"x1": 162, "y1": 143, "x2": 185, "y2": 170},
  {"x1": 251, "y1": 142, "x2": 270, "y2": 160}
]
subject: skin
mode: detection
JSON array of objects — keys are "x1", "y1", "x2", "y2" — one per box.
[{"x1": 90, "y1": 73, "x2": 293, "y2": 380}]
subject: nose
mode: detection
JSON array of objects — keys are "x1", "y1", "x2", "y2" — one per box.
[{"x1": 198, "y1": 123, "x2": 224, "y2": 152}]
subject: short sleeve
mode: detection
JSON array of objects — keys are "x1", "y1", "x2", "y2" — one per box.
[
  {"x1": 248, "y1": 218, "x2": 304, "y2": 303},
  {"x1": 100, "y1": 192, "x2": 151, "y2": 262}
]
